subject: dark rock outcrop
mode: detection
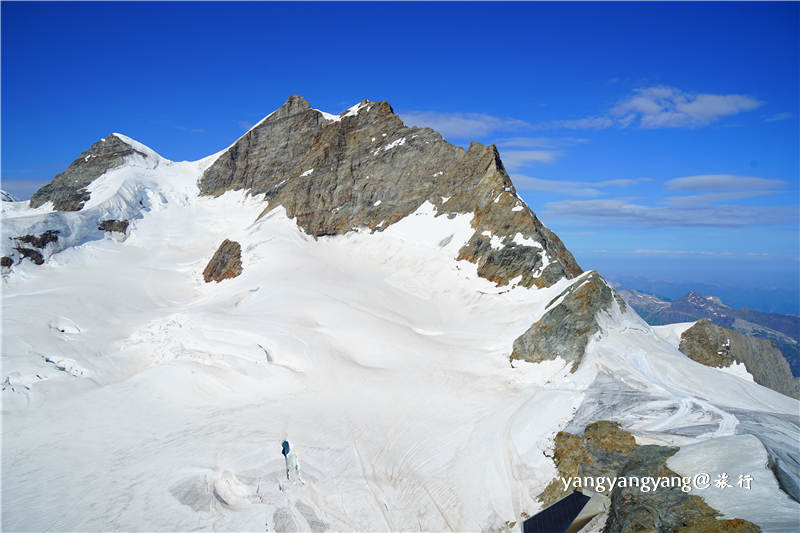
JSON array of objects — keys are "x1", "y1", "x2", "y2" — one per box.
[
  {"x1": 98, "y1": 219, "x2": 129, "y2": 233},
  {"x1": 30, "y1": 134, "x2": 146, "y2": 211},
  {"x1": 14, "y1": 247, "x2": 44, "y2": 265},
  {"x1": 1, "y1": 256, "x2": 12, "y2": 268},
  {"x1": 14, "y1": 230, "x2": 60, "y2": 248},
  {"x1": 199, "y1": 95, "x2": 581, "y2": 288},
  {"x1": 511, "y1": 272, "x2": 619, "y2": 370},
  {"x1": 679, "y1": 319, "x2": 799, "y2": 399},
  {"x1": 539, "y1": 421, "x2": 759, "y2": 532},
  {"x1": 538, "y1": 421, "x2": 637, "y2": 506},
  {"x1": 203, "y1": 240, "x2": 243, "y2": 283},
  {"x1": 605, "y1": 446, "x2": 759, "y2": 533}
]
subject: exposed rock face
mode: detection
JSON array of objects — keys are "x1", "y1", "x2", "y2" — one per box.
[
  {"x1": 680, "y1": 319, "x2": 799, "y2": 399},
  {"x1": 203, "y1": 240, "x2": 243, "y2": 283},
  {"x1": 14, "y1": 247, "x2": 44, "y2": 265},
  {"x1": 14, "y1": 230, "x2": 60, "y2": 248},
  {"x1": 29, "y1": 134, "x2": 146, "y2": 211},
  {"x1": 539, "y1": 421, "x2": 759, "y2": 532},
  {"x1": 620, "y1": 288, "x2": 800, "y2": 378},
  {"x1": 511, "y1": 271, "x2": 619, "y2": 370},
  {"x1": 98, "y1": 219, "x2": 129, "y2": 233},
  {"x1": 1, "y1": 256, "x2": 12, "y2": 268},
  {"x1": 584, "y1": 420, "x2": 637, "y2": 454},
  {"x1": 538, "y1": 421, "x2": 637, "y2": 506},
  {"x1": 605, "y1": 446, "x2": 759, "y2": 533},
  {"x1": 199, "y1": 95, "x2": 581, "y2": 288}
]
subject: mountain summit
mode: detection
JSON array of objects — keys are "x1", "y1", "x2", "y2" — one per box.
[
  {"x1": 2, "y1": 96, "x2": 798, "y2": 531},
  {"x1": 201, "y1": 94, "x2": 582, "y2": 288}
]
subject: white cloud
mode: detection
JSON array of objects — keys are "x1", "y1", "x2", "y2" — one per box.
[
  {"x1": 539, "y1": 86, "x2": 763, "y2": 130},
  {"x1": 664, "y1": 191, "x2": 778, "y2": 207},
  {"x1": 500, "y1": 151, "x2": 559, "y2": 170},
  {"x1": 512, "y1": 175, "x2": 651, "y2": 196},
  {"x1": 666, "y1": 174, "x2": 785, "y2": 191},
  {"x1": 542, "y1": 198, "x2": 798, "y2": 227},
  {"x1": 495, "y1": 136, "x2": 589, "y2": 148},
  {"x1": 610, "y1": 86, "x2": 763, "y2": 128},
  {"x1": 399, "y1": 111, "x2": 530, "y2": 139},
  {"x1": 763, "y1": 112, "x2": 793, "y2": 123},
  {"x1": 543, "y1": 116, "x2": 615, "y2": 130}
]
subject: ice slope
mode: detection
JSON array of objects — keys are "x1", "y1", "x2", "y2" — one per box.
[{"x1": 2, "y1": 134, "x2": 798, "y2": 531}]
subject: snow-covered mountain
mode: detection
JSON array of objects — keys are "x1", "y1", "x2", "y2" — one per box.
[
  {"x1": 2, "y1": 96, "x2": 798, "y2": 532},
  {"x1": 620, "y1": 288, "x2": 800, "y2": 378}
]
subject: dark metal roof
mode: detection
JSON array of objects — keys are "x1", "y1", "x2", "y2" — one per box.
[{"x1": 522, "y1": 491, "x2": 591, "y2": 533}]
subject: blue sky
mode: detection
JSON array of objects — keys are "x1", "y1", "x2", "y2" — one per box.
[{"x1": 2, "y1": 2, "x2": 798, "y2": 312}]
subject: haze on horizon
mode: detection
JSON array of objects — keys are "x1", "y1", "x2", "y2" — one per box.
[{"x1": 2, "y1": 2, "x2": 797, "y2": 312}]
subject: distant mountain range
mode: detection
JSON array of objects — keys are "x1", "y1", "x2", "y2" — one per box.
[{"x1": 619, "y1": 288, "x2": 800, "y2": 376}]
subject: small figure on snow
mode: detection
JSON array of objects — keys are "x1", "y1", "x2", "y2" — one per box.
[{"x1": 281, "y1": 440, "x2": 300, "y2": 481}]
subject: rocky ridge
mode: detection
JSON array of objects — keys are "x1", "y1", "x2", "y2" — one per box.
[
  {"x1": 539, "y1": 421, "x2": 760, "y2": 532},
  {"x1": 680, "y1": 319, "x2": 799, "y2": 399},
  {"x1": 511, "y1": 271, "x2": 627, "y2": 371},
  {"x1": 29, "y1": 134, "x2": 149, "y2": 211},
  {"x1": 200, "y1": 95, "x2": 582, "y2": 289}
]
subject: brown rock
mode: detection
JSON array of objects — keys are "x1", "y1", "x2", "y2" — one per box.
[
  {"x1": 14, "y1": 247, "x2": 44, "y2": 265},
  {"x1": 199, "y1": 95, "x2": 581, "y2": 289},
  {"x1": 30, "y1": 134, "x2": 147, "y2": 211},
  {"x1": 537, "y1": 421, "x2": 760, "y2": 532},
  {"x1": 98, "y1": 219, "x2": 129, "y2": 233},
  {"x1": 14, "y1": 230, "x2": 59, "y2": 248},
  {"x1": 511, "y1": 272, "x2": 617, "y2": 371},
  {"x1": 680, "y1": 318, "x2": 799, "y2": 399},
  {"x1": 203, "y1": 239, "x2": 243, "y2": 283},
  {"x1": 585, "y1": 420, "x2": 637, "y2": 454}
]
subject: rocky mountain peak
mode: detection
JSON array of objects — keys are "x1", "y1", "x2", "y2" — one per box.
[
  {"x1": 29, "y1": 133, "x2": 150, "y2": 211},
  {"x1": 682, "y1": 290, "x2": 727, "y2": 308},
  {"x1": 276, "y1": 94, "x2": 312, "y2": 117},
  {"x1": 200, "y1": 94, "x2": 582, "y2": 288}
]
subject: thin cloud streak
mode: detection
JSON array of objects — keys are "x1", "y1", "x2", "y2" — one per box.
[
  {"x1": 495, "y1": 136, "x2": 590, "y2": 148},
  {"x1": 399, "y1": 111, "x2": 530, "y2": 139},
  {"x1": 500, "y1": 151, "x2": 559, "y2": 170},
  {"x1": 542, "y1": 198, "x2": 798, "y2": 227},
  {"x1": 512, "y1": 175, "x2": 651, "y2": 196},
  {"x1": 664, "y1": 190, "x2": 780, "y2": 207},
  {"x1": 764, "y1": 112, "x2": 793, "y2": 123},
  {"x1": 666, "y1": 174, "x2": 786, "y2": 191}
]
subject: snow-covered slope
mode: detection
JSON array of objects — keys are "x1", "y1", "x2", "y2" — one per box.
[{"x1": 2, "y1": 103, "x2": 799, "y2": 531}]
